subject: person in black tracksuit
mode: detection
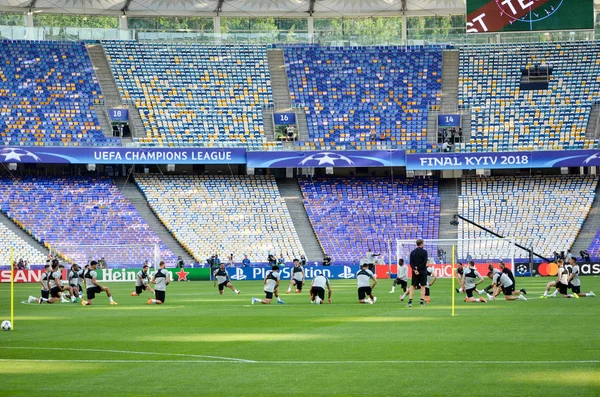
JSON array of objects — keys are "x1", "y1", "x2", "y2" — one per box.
[{"x1": 407, "y1": 239, "x2": 428, "y2": 307}]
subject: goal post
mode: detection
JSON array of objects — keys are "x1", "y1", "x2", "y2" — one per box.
[
  {"x1": 48, "y1": 244, "x2": 161, "y2": 268},
  {"x1": 396, "y1": 238, "x2": 518, "y2": 276},
  {"x1": 395, "y1": 238, "x2": 519, "y2": 316}
]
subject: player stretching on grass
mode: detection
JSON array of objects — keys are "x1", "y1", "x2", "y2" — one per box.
[
  {"x1": 48, "y1": 260, "x2": 78, "y2": 304},
  {"x1": 462, "y1": 261, "x2": 486, "y2": 303},
  {"x1": 68, "y1": 264, "x2": 81, "y2": 299},
  {"x1": 132, "y1": 263, "x2": 155, "y2": 297},
  {"x1": 26, "y1": 264, "x2": 51, "y2": 304},
  {"x1": 390, "y1": 259, "x2": 408, "y2": 298},
  {"x1": 252, "y1": 265, "x2": 284, "y2": 305},
  {"x1": 407, "y1": 239, "x2": 428, "y2": 307},
  {"x1": 148, "y1": 261, "x2": 170, "y2": 304},
  {"x1": 480, "y1": 264, "x2": 502, "y2": 300},
  {"x1": 357, "y1": 263, "x2": 377, "y2": 304},
  {"x1": 286, "y1": 259, "x2": 305, "y2": 294},
  {"x1": 454, "y1": 262, "x2": 465, "y2": 294},
  {"x1": 488, "y1": 271, "x2": 526, "y2": 301},
  {"x1": 568, "y1": 257, "x2": 595, "y2": 298},
  {"x1": 82, "y1": 261, "x2": 117, "y2": 306},
  {"x1": 423, "y1": 259, "x2": 437, "y2": 303},
  {"x1": 213, "y1": 263, "x2": 240, "y2": 295},
  {"x1": 310, "y1": 274, "x2": 332, "y2": 304},
  {"x1": 540, "y1": 259, "x2": 568, "y2": 298}
]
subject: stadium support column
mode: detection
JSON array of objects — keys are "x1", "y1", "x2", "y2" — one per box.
[
  {"x1": 24, "y1": 12, "x2": 34, "y2": 40},
  {"x1": 119, "y1": 16, "x2": 129, "y2": 40},
  {"x1": 214, "y1": 16, "x2": 221, "y2": 44},
  {"x1": 401, "y1": 13, "x2": 407, "y2": 45},
  {"x1": 308, "y1": 17, "x2": 314, "y2": 43}
]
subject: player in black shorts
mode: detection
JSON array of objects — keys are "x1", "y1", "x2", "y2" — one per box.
[
  {"x1": 407, "y1": 239, "x2": 428, "y2": 307},
  {"x1": 26, "y1": 264, "x2": 51, "y2": 304},
  {"x1": 213, "y1": 264, "x2": 240, "y2": 295},
  {"x1": 132, "y1": 264, "x2": 155, "y2": 296},
  {"x1": 82, "y1": 261, "x2": 117, "y2": 306},
  {"x1": 310, "y1": 274, "x2": 332, "y2": 304}
]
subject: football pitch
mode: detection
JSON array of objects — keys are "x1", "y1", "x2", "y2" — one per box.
[{"x1": 1, "y1": 277, "x2": 599, "y2": 397}]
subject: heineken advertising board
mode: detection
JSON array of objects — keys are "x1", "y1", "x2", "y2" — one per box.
[{"x1": 95, "y1": 268, "x2": 210, "y2": 282}]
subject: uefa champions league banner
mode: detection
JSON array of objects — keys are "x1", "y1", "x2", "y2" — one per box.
[
  {"x1": 246, "y1": 150, "x2": 406, "y2": 168},
  {"x1": 0, "y1": 146, "x2": 246, "y2": 165},
  {"x1": 406, "y1": 150, "x2": 600, "y2": 170},
  {"x1": 228, "y1": 265, "x2": 359, "y2": 281}
]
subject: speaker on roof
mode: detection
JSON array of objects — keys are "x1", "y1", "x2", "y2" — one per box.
[
  {"x1": 475, "y1": 169, "x2": 490, "y2": 177},
  {"x1": 560, "y1": 167, "x2": 568, "y2": 175},
  {"x1": 144, "y1": 168, "x2": 149, "y2": 174},
  {"x1": 325, "y1": 167, "x2": 333, "y2": 175},
  {"x1": 406, "y1": 170, "x2": 415, "y2": 178},
  {"x1": 167, "y1": 164, "x2": 175, "y2": 172},
  {"x1": 7, "y1": 163, "x2": 17, "y2": 171},
  {"x1": 247, "y1": 167, "x2": 255, "y2": 175},
  {"x1": 86, "y1": 164, "x2": 96, "y2": 172}
]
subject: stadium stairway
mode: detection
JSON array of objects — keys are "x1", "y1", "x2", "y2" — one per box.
[
  {"x1": 585, "y1": 104, "x2": 600, "y2": 140},
  {"x1": 570, "y1": 181, "x2": 600, "y2": 255},
  {"x1": 114, "y1": 178, "x2": 195, "y2": 264},
  {"x1": 0, "y1": 210, "x2": 49, "y2": 258},
  {"x1": 86, "y1": 44, "x2": 122, "y2": 107},
  {"x1": 87, "y1": 44, "x2": 131, "y2": 142},
  {"x1": 276, "y1": 179, "x2": 324, "y2": 262},
  {"x1": 440, "y1": 50, "x2": 459, "y2": 112},
  {"x1": 267, "y1": 49, "x2": 292, "y2": 109},
  {"x1": 266, "y1": 48, "x2": 310, "y2": 145},
  {"x1": 438, "y1": 178, "x2": 460, "y2": 241}
]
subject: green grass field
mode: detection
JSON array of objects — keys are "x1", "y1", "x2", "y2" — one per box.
[{"x1": 1, "y1": 277, "x2": 599, "y2": 397}]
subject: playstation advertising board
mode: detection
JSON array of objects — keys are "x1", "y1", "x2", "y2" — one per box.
[{"x1": 228, "y1": 265, "x2": 359, "y2": 281}]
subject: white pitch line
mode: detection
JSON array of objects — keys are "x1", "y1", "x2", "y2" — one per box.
[
  {"x1": 0, "y1": 358, "x2": 598, "y2": 365},
  {"x1": 0, "y1": 346, "x2": 255, "y2": 363}
]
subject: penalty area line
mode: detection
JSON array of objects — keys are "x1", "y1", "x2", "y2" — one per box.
[
  {"x1": 0, "y1": 346, "x2": 255, "y2": 363},
  {"x1": 0, "y1": 358, "x2": 598, "y2": 365}
]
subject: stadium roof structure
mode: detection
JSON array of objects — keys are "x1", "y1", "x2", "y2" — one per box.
[{"x1": 0, "y1": 0, "x2": 471, "y2": 17}]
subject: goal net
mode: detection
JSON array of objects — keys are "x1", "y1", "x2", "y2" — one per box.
[
  {"x1": 396, "y1": 238, "x2": 517, "y2": 278},
  {"x1": 49, "y1": 244, "x2": 160, "y2": 268}
]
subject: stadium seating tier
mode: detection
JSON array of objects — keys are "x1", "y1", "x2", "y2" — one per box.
[
  {"x1": 0, "y1": 176, "x2": 175, "y2": 266},
  {"x1": 299, "y1": 176, "x2": 440, "y2": 263},
  {"x1": 458, "y1": 175, "x2": 597, "y2": 260},
  {"x1": 0, "y1": 40, "x2": 119, "y2": 147},
  {"x1": 134, "y1": 174, "x2": 304, "y2": 263}
]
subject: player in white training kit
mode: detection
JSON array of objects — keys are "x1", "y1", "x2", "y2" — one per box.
[
  {"x1": 27, "y1": 264, "x2": 51, "y2": 304},
  {"x1": 132, "y1": 263, "x2": 155, "y2": 296},
  {"x1": 540, "y1": 259, "x2": 565, "y2": 298},
  {"x1": 252, "y1": 265, "x2": 284, "y2": 304},
  {"x1": 462, "y1": 261, "x2": 487, "y2": 303},
  {"x1": 423, "y1": 260, "x2": 438, "y2": 303},
  {"x1": 568, "y1": 257, "x2": 595, "y2": 298},
  {"x1": 66, "y1": 264, "x2": 83, "y2": 302},
  {"x1": 286, "y1": 259, "x2": 305, "y2": 294},
  {"x1": 357, "y1": 263, "x2": 377, "y2": 304},
  {"x1": 540, "y1": 260, "x2": 575, "y2": 298},
  {"x1": 488, "y1": 271, "x2": 526, "y2": 301},
  {"x1": 148, "y1": 261, "x2": 170, "y2": 304},
  {"x1": 82, "y1": 261, "x2": 117, "y2": 306},
  {"x1": 390, "y1": 259, "x2": 408, "y2": 299},
  {"x1": 47, "y1": 260, "x2": 78, "y2": 303},
  {"x1": 310, "y1": 274, "x2": 332, "y2": 304},
  {"x1": 454, "y1": 262, "x2": 465, "y2": 294},
  {"x1": 213, "y1": 263, "x2": 240, "y2": 295}
]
